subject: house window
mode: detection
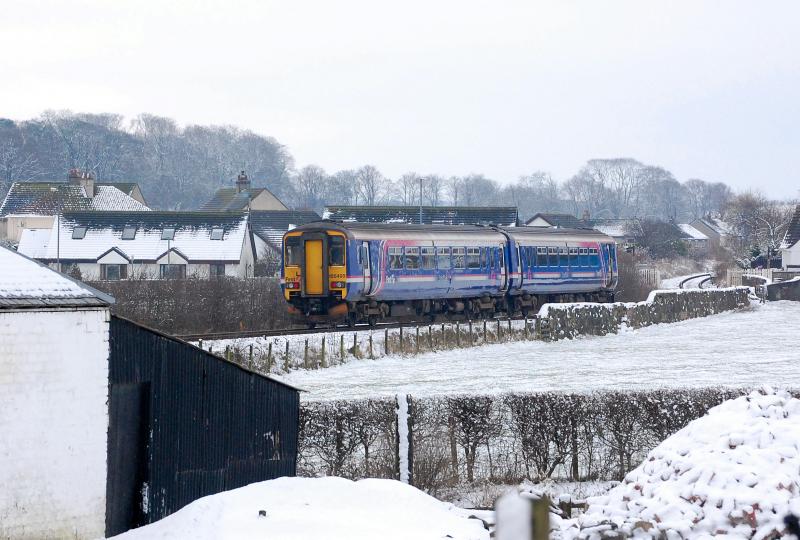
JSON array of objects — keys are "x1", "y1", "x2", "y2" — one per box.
[
  {"x1": 209, "y1": 263, "x2": 226, "y2": 278},
  {"x1": 72, "y1": 227, "x2": 87, "y2": 239},
  {"x1": 421, "y1": 247, "x2": 435, "y2": 270},
  {"x1": 210, "y1": 227, "x2": 224, "y2": 240},
  {"x1": 404, "y1": 247, "x2": 419, "y2": 270},
  {"x1": 101, "y1": 264, "x2": 128, "y2": 281},
  {"x1": 160, "y1": 264, "x2": 186, "y2": 279},
  {"x1": 161, "y1": 228, "x2": 175, "y2": 240},
  {"x1": 121, "y1": 226, "x2": 137, "y2": 240}
]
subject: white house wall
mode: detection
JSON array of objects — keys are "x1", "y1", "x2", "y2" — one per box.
[
  {"x1": 0, "y1": 308, "x2": 110, "y2": 539},
  {"x1": 783, "y1": 244, "x2": 800, "y2": 269}
]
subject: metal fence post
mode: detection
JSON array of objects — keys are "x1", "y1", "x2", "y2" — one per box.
[
  {"x1": 415, "y1": 326, "x2": 420, "y2": 355},
  {"x1": 267, "y1": 342, "x2": 273, "y2": 371},
  {"x1": 340, "y1": 334, "x2": 345, "y2": 361},
  {"x1": 455, "y1": 322, "x2": 460, "y2": 347},
  {"x1": 320, "y1": 336, "x2": 326, "y2": 368},
  {"x1": 303, "y1": 339, "x2": 309, "y2": 369},
  {"x1": 384, "y1": 328, "x2": 389, "y2": 355}
]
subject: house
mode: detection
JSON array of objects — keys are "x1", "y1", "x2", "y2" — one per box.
[
  {"x1": 250, "y1": 209, "x2": 321, "y2": 264},
  {"x1": 28, "y1": 211, "x2": 256, "y2": 280},
  {"x1": 781, "y1": 204, "x2": 800, "y2": 270},
  {"x1": 678, "y1": 223, "x2": 710, "y2": 251},
  {"x1": 0, "y1": 169, "x2": 150, "y2": 243},
  {"x1": 690, "y1": 216, "x2": 732, "y2": 245},
  {"x1": 525, "y1": 212, "x2": 586, "y2": 228},
  {"x1": 0, "y1": 246, "x2": 299, "y2": 538},
  {"x1": 200, "y1": 171, "x2": 288, "y2": 211},
  {"x1": 590, "y1": 218, "x2": 639, "y2": 245},
  {"x1": 323, "y1": 205, "x2": 519, "y2": 226}
]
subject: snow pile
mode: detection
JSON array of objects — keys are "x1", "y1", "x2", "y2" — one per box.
[
  {"x1": 111, "y1": 477, "x2": 488, "y2": 540},
  {"x1": 570, "y1": 389, "x2": 800, "y2": 539}
]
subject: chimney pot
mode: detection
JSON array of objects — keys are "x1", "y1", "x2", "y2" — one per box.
[{"x1": 236, "y1": 171, "x2": 251, "y2": 193}]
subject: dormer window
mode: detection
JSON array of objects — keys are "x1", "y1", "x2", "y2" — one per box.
[
  {"x1": 210, "y1": 227, "x2": 224, "y2": 240},
  {"x1": 72, "y1": 227, "x2": 87, "y2": 239},
  {"x1": 161, "y1": 228, "x2": 175, "y2": 240},
  {"x1": 121, "y1": 226, "x2": 137, "y2": 240}
]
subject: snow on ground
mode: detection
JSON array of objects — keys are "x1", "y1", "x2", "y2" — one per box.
[
  {"x1": 276, "y1": 302, "x2": 799, "y2": 401},
  {"x1": 659, "y1": 272, "x2": 709, "y2": 289},
  {"x1": 110, "y1": 477, "x2": 488, "y2": 540},
  {"x1": 564, "y1": 389, "x2": 800, "y2": 539}
]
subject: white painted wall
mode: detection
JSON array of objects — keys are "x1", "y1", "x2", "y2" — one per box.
[
  {"x1": 783, "y1": 243, "x2": 800, "y2": 269},
  {"x1": 0, "y1": 307, "x2": 110, "y2": 539}
]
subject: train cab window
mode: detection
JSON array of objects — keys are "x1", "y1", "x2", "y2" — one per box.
[
  {"x1": 579, "y1": 248, "x2": 589, "y2": 267},
  {"x1": 453, "y1": 247, "x2": 465, "y2": 270},
  {"x1": 329, "y1": 236, "x2": 345, "y2": 266},
  {"x1": 589, "y1": 248, "x2": 599, "y2": 267},
  {"x1": 284, "y1": 237, "x2": 301, "y2": 266},
  {"x1": 421, "y1": 247, "x2": 436, "y2": 270},
  {"x1": 569, "y1": 247, "x2": 578, "y2": 267},
  {"x1": 536, "y1": 247, "x2": 547, "y2": 267},
  {"x1": 389, "y1": 247, "x2": 403, "y2": 270},
  {"x1": 405, "y1": 247, "x2": 420, "y2": 270},
  {"x1": 437, "y1": 247, "x2": 451, "y2": 269},
  {"x1": 466, "y1": 247, "x2": 480, "y2": 269}
]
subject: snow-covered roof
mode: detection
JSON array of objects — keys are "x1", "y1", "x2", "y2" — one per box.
[
  {"x1": 250, "y1": 210, "x2": 321, "y2": 251},
  {"x1": 677, "y1": 223, "x2": 709, "y2": 240},
  {"x1": 17, "y1": 228, "x2": 51, "y2": 259},
  {"x1": 0, "y1": 181, "x2": 149, "y2": 216},
  {"x1": 42, "y1": 211, "x2": 250, "y2": 263},
  {"x1": 324, "y1": 206, "x2": 519, "y2": 226},
  {"x1": 781, "y1": 204, "x2": 800, "y2": 249},
  {"x1": 572, "y1": 389, "x2": 800, "y2": 538},
  {"x1": 0, "y1": 245, "x2": 113, "y2": 308},
  {"x1": 200, "y1": 187, "x2": 287, "y2": 211}
]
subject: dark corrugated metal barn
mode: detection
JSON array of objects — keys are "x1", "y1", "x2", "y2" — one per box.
[{"x1": 106, "y1": 316, "x2": 299, "y2": 537}]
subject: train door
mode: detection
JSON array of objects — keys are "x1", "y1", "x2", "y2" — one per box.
[
  {"x1": 360, "y1": 241, "x2": 374, "y2": 295},
  {"x1": 304, "y1": 239, "x2": 324, "y2": 295},
  {"x1": 499, "y1": 246, "x2": 509, "y2": 292}
]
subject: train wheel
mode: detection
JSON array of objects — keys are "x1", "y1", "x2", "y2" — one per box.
[
  {"x1": 307, "y1": 322, "x2": 317, "y2": 329},
  {"x1": 346, "y1": 313, "x2": 357, "y2": 327},
  {"x1": 367, "y1": 315, "x2": 378, "y2": 327}
]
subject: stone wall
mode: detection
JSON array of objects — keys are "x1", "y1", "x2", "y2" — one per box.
[
  {"x1": 539, "y1": 288, "x2": 750, "y2": 340},
  {"x1": 766, "y1": 278, "x2": 800, "y2": 301}
]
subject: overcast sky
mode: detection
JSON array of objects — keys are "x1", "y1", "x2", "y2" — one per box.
[{"x1": 2, "y1": 0, "x2": 798, "y2": 198}]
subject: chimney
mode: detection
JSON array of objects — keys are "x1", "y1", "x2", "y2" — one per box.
[
  {"x1": 68, "y1": 168, "x2": 95, "y2": 198},
  {"x1": 581, "y1": 210, "x2": 590, "y2": 222},
  {"x1": 236, "y1": 170, "x2": 250, "y2": 193}
]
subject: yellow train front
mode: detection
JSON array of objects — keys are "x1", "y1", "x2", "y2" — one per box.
[{"x1": 282, "y1": 223, "x2": 351, "y2": 326}]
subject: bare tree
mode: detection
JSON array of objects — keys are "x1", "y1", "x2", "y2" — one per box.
[
  {"x1": 295, "y1": 165, "x2": 327, "y2": 211},
  {"x1": 445, "y1": 176, "x2": 463, "y2": 206},
  {"x1": 355, "y1": 165, "x2": 384, "y2": 205},
  {"x1": 724, "y1": 192, "x2": 794, "y2": 267}
]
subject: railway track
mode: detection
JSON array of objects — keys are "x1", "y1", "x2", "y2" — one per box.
[
  {"x1": 177, "y1": 313, "x2": 542, "y2": 342},
  {"x1": 678, "y1": 273, "x2": 712, "y2": 290}
]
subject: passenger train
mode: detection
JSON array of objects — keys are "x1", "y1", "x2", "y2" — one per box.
[{"x1": 281, "y1": 221, "x2": 618, "y2": 326}]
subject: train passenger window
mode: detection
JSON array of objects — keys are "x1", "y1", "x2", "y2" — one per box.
[
  {"x1": 579, "y1": 248, "x2": 588, "y2": 267},
  {"x1": 405, "y1": 247, "x2": 420, "y2": 270},
  {"x1": 558, "y1": 247, "x2": 568, "y2": 267},
  {"x1": 480, "y1": 247, "x2": 488, "y2": 269},
  {"x1": 467, "y1": 247, "x2": 480, "y2": 269},
  {"x1": 421, "y1": 247, "x2": 436, "y2": 269},
  {"x1": 329, "y1": 236, "x2": 345, "y2": 266},
  {"x1": 437, "y1": 247, "x2": 451, "y2": 269},
  {"x1": 589, "y1": 248, "x2": 599, "y2": 267},
  {"x1": 536, "y1": 247, "x2": 547, "y2": 267},
  {"x1": 284, "y1": 237, "x2": 301, "y2": 266},
  {"x1": 548, "y1": 247, "x2": 557, "y2": 267},
  {"x1": 569, "y1": 247, "x2": 578, "y2": 268},
  {"x1": 389, "y1": 246, "x2": 403, "y2": 270},
  {"x1": 453, "y1": 247, "x2": 465, "y2": 269}
]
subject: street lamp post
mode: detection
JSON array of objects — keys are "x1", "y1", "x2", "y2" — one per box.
[{"x1": 419, "y1": 176, "x2": 424, "y2": 225}]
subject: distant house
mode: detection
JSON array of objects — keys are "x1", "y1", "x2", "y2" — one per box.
[
  {"x1": 324, "y1": 205, "x2": 519, "y2": 226},
  {"x1": 690, "y1": 216, "x2": 732, "y2": 245},
  {"x1": 0, "y1": 169, "x2": 150, "y2": 243},
  {"x1": 677, "y1": 223, "x2": 710, "y2": 251},
  {"x1": 27, "y1": 211, "x2": 256, "y2": 280},
  {"x1": 250, "y1": 209, "x2": 321, "y2": 263},
  {"x1": 200, "y1": 171, "x2": 288, "y2": 211},
  {"x1": 525, "y1": 213, "x2": 586, "y2": 228},
  {"x1": 781, "y1": 204, "x2": 800, "y2": 270}
]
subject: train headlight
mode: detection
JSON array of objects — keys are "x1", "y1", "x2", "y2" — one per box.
[
  {"x1": 286, "y1": 281, "x2": 299, "y2": 289},
  {"x1": 330, "y1": 281, "x2": 345, "y2": 289}
]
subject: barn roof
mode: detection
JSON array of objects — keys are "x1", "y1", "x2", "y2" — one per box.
[
  {"x1": 0, "y1": 181, "x2": 149, "y2": 216},
  {"x1": 42, "y1": 211, "x2": 250, "y2": 263},
  {"x1": 323, "y1": 206, "x2": 519, "y2": 226},
  {"x1": 0, "y1": 244, "x2": 113, "y2": 308},
  {"x1": 250, "y1": 210, "x2": 321, "y2": 251},
  {"x1": 782, "y1": 205, "x2": 800, "y2": 249}
]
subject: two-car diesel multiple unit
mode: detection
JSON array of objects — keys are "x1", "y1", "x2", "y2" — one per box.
[{"x1": 282, "y1": 221, "x2": 618, "y2": 326}]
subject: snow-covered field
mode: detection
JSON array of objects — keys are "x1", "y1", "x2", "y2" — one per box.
[
  {"x1": 277, "y1": 301, "x2": 799, "y2": 401},
  {"x1": 110, "y1": 477, "x2": 488, "y2": 540}
]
